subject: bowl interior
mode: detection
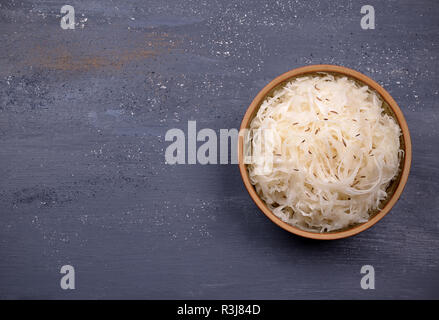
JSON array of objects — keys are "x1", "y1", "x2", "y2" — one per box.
[{"x1": 239, "y1": 65, "x2": 411, "y2": 239}]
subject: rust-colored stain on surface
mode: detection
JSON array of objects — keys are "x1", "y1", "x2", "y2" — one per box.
[{"x1": 27, "y1": 32, "x2": 180, "y2": 72}]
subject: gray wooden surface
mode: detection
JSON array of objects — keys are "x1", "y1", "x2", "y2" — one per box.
[{"x1": 0, "y1": 0, "x2": 438, "y2": 299}]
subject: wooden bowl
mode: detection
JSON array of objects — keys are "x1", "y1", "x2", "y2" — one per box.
[{"x1": 238, "y1": 65, "x2": 412, "y2": 240}]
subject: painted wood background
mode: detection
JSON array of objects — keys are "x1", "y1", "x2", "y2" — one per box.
[{"x1": 0, "y1": 0, "x2": 438, "y2": 299}]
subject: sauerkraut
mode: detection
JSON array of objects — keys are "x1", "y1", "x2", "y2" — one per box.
[{"x1": 246, "y1": 73, "x2": 402, "y2": 232}]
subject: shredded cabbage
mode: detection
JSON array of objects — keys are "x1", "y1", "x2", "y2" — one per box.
[{"x1": 247, "y1": 73, "x2": 402, "y2": 232}]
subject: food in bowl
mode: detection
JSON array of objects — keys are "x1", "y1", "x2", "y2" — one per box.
[{"x1": 246, "y1": 73, "x2": 403, "y2": 232}]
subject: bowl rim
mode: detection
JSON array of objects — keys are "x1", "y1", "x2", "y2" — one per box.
[{"x1": 238, "y1": 64, "x2": 412, "y2": 240}]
